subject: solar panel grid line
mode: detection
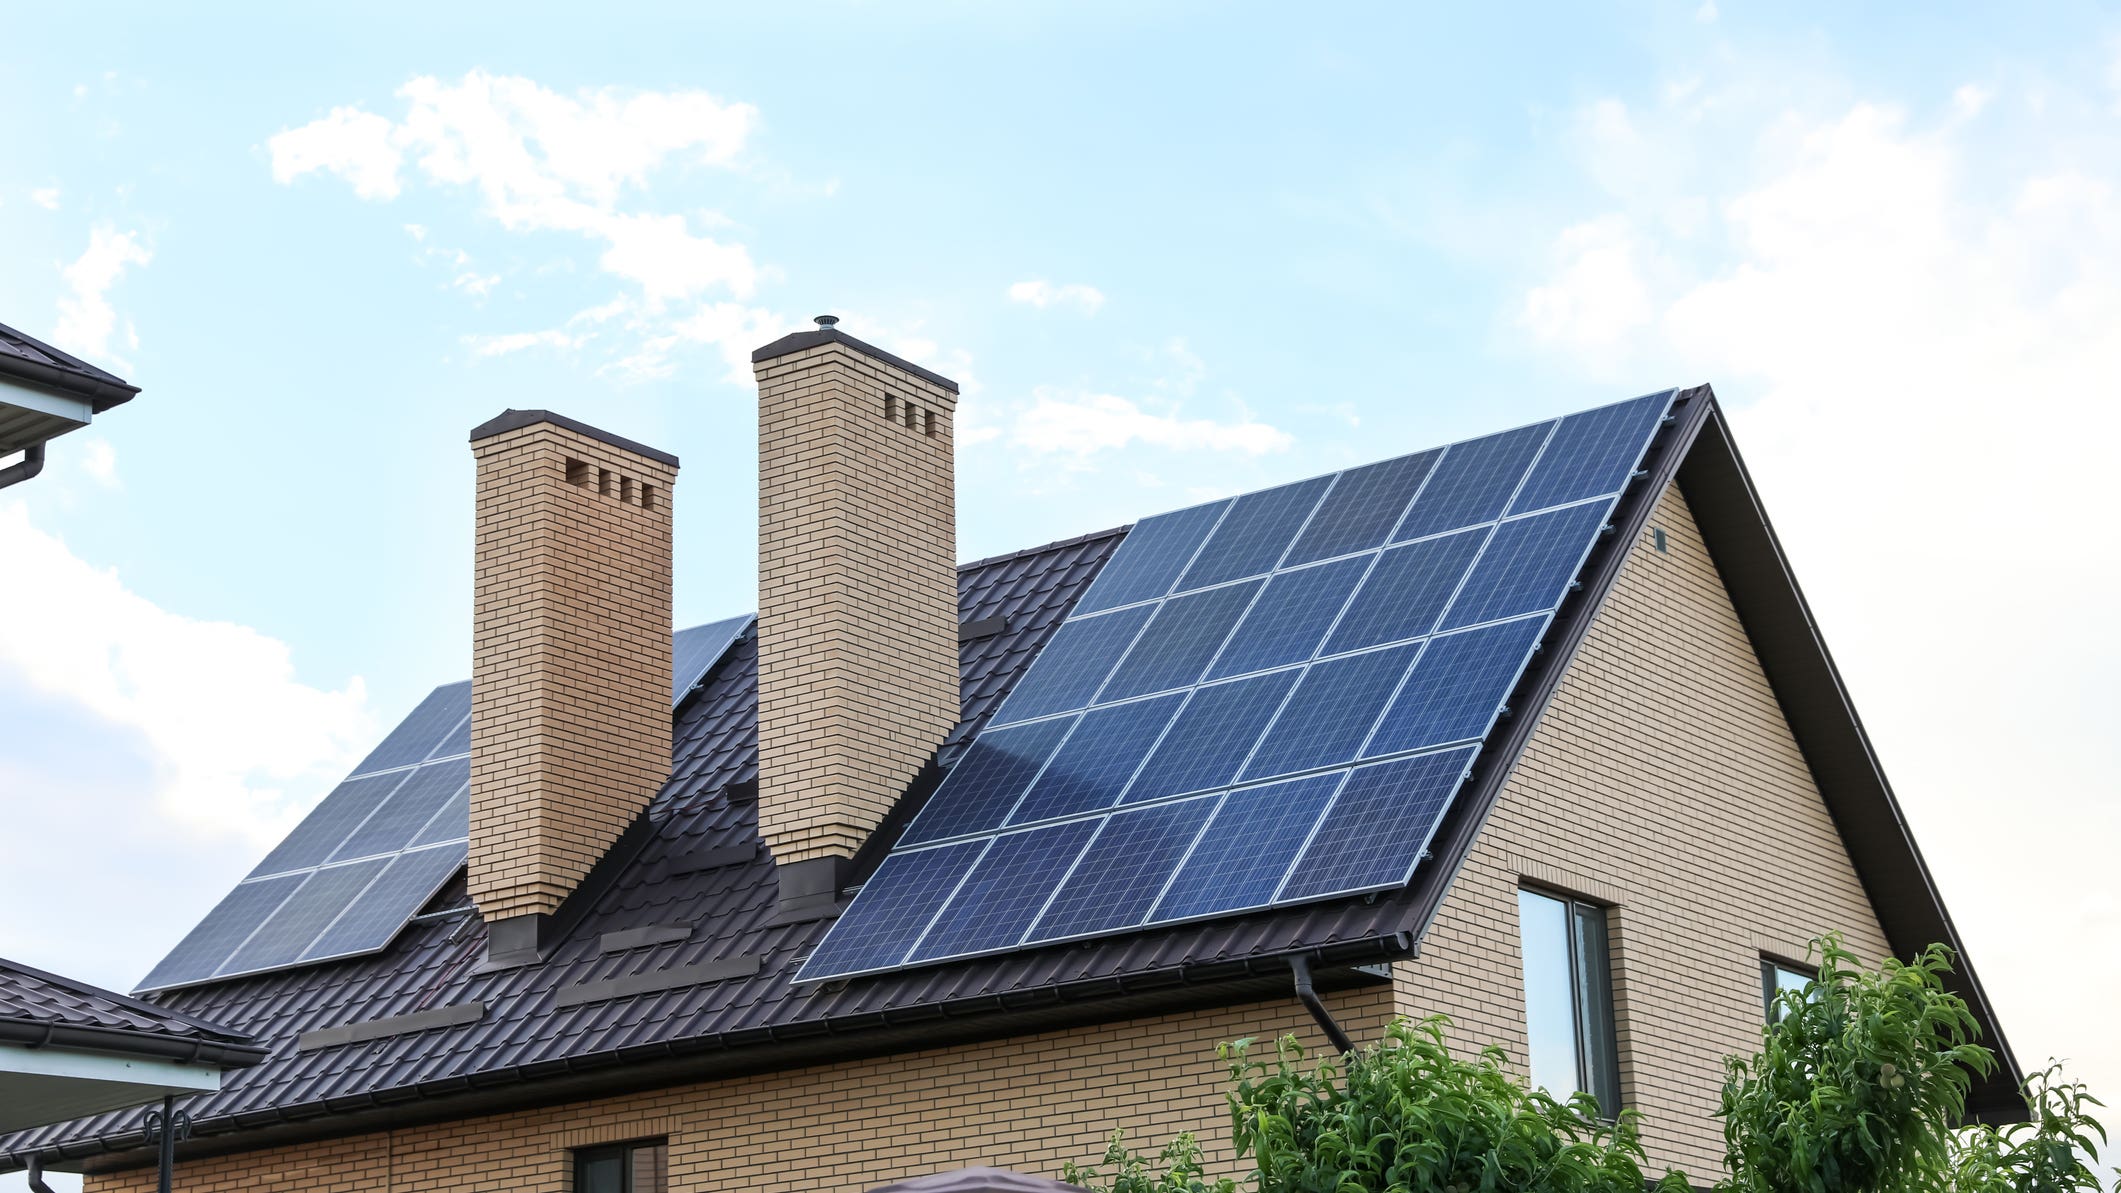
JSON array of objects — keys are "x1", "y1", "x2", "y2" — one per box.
[
  {"x1": 1388, "y1": 418, "x2": 1560, "y2": 545},
  {"x1": 1235, "y1": 640, "x2": 1422, "y2": 783},
  {"x1": 1019, "y1": 794, "x2": 1223, "y2": 946},
  {"x1": 984, "y1": 602, "x2": 1158, "y2": 727},
  {"x1": 894, "y1": 834, "x2": 1002, "y2": 969},
  {"x1": 1003, "y1": 692, "x2": 1188, "y2": 828},
  {"x1": 220, "y1": 856, "x2": 397, "y2": 976},
  {"x1": 420, "y1": 712, "x2": 471, "y2": 767},
  {"x1": 1068, "y1": 498, "x2": 1236, "y2": 617},
  {"x1": 1084, "y1": 575, "x2": 1268, "y2": 706},
  {"x1": 902, "y1": 715, "x2": 1080, "y2": 845},
  {"x1": 1142, "y1": 662, "x2": 1309, "y2": 801},
  {"x1": 209, "y1": 871, "x2": 323, "y2": 978},
  {"x1": 1003, "y1": 808, "x2": 1124, "y2": 948},
  {"x1": 1130, "y1": 789, "x2": 1235, "y2": 930},
  {"x1": 1197, "y1": 550, "x2": 1381, "y2": 684},
  {"x1": 1354, "y1": 613, "x2": 1553, "y2": 761},
  {"x1": 905, "y1": 820, "x2": 1102, "y2": 964},
  {"x1": 1267, "y1": 746, "x2": 1476, "y2": 906},
  {"x1": 1436, "y1": 498, "x2": 1619, "y2": 633},
  {"x1": 1172, "y1": 474, "x2": 1335, "y2": 596},
  {"x1": 1146, "y1": 771, "x2": 1350, "y2": 926},
  {"x1": 1253, "y1": 466, "x2": 1345, "y2": 578}
]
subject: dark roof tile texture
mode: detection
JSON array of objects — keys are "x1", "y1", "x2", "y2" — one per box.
[{"x1": 0, "y1": 321, "x2": 139, "y2": 408}]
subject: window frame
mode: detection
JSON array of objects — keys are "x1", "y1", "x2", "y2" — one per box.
[
  {"x1": 573, "y1": 1138, "x2": 668, "y2": 1193},
  {"x1": 1760, "y1": 956, "x2": 1815, "y2": 1024},
  {"x1": 1516, "y1": 885, "x2": 1622, "y2": 1118}
]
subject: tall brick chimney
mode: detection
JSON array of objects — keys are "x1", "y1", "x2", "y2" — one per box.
[
  {"x1": 467, "y1": 409, "x2": 679, "y2": 963},
  {"x1": 752, "y1": 318, "x2": 960, "y2": 919}
]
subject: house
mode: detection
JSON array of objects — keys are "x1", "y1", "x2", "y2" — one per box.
[
  {"x1": 0, "y1": 320, "x2": 139, "y2": 490},
  {"x1": 0, "y1": 321, "x2": 2022, "y2": 1191}
]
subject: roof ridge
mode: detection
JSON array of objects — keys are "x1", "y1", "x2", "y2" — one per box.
[{"x1": 958, "y1": 524, "x2": 1128, "y2": 574}]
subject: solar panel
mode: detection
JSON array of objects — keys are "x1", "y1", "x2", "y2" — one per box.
[
  {"x1": 139, "y1": 614, "x2": 757, "y2": 993},
  {"x1": 794, "y1": 389, "x2": 1677, "y2": 983}
]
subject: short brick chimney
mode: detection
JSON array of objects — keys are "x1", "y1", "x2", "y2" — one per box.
[
  {"x1": 467, "y1": 409, "x2": 679, "y2": 962},
  {"x1": 752, "y1": 318, "x2": 960, "y2": 918}
]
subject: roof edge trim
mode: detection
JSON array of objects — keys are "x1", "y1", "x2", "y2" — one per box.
[
  {"x1": 467, "y1": 409, "x2": 680, "y2": 467},
  {"x1": 750, "y1": 328, "x2": 961, "y2": 393}
]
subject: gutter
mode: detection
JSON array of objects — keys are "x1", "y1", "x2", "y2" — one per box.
[
  {"x1": 5, "y1": 938, "x2": 1408, "y2": 1174},
  {"x1": 1287, "y1": 956, "x2": 1355, "y2": 1055},
  {"x1": 0, "y1": 1020, "x2": 268, "y2": 1071},
  {"x1": 0, "y1": 358, "x2": 139, "y2": 410}
]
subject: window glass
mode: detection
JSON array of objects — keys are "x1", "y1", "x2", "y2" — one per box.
[
  {"x1": 575, "y1": 1140, "x2": 667, "y2": 1193},
  {"x1": 1517, "y1": 888, "x2": 1582, "y2": 1100},
  {"x1": 1517, "y1": 887, "x2": 1621, "y2": 1116},
  {"x1": 1762, "y1": 959, "x2": 1813, "y2": 1022}
]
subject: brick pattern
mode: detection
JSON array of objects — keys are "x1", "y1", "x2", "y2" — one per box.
[
  {"x1": 755, "y1": 343, "x2": 962, "y2": 863},
  {"x1": 82, "y1": 987, "x2": 1393, "y2": 1193},
  {"x1": 469, "y1": 421, "x2": 678, "y2": 921},
  {"x1": 1394, "y1": 484, "x2": 1891, "y2": 1176}
]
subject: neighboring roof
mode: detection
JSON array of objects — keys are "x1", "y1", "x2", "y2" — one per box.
[
  {"x1": 0, "y1": 322, "x2": 139, "y2": 409},
  {"x1": 0, "y1": 957, "x2": 262, "y2": 1070},
  {"x1": 0, "y1": 385, "x2": 2021, "y2": 1172}
]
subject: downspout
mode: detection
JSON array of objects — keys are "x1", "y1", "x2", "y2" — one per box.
[
  {"x1": 1288, "y1": 955, "x2": 1355, "y2": 1056},
  {"x1": 0, "y1": 443, "x2": 46, "y2": 490},
  {"x1": 25, "y1": 1154, "x2": 59, "y2": 1193}
]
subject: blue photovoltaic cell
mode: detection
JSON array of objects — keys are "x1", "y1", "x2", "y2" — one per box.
[
  {"x1": 1121, "y1": 670, "x2": 1300, "y2": 803},
  {"x1": 431, "y1": 706, "x2": 471, "y2": 761},
  {"x1": 348, "y1": 681, "x2": 469, "y2": 776},
  {"x1": 136, "y1": 874, "x2": 303, "y2": 992},
  {"x1": 1438, "y1": 500, "x2": 1613, "y2": 632},
  {"x1": 1025, "y1": 797, "x2": 1218, "y2": 942},
  {"x1": 908, "y1": 820, "x2": 1100, "y2": 962},
  {"x1": 794, "y1": 840, "x2": 988, "y2": 979},
  {"x1": 411, "y1": 787, "x2": 469, "y2": 847},
  {"x1": 249, "y1": 773, "x2": 404, "y2": 878},
  {"x1": 1007, "y1": 694, "x2": 1184, "y2": 826},
  {"x1": 1281, "y1": 450, "x2": 1439, "y2": 567},
  {"x1": 1507, "y1": 392, "x2": 1670, "y2": 515},
  {"x1": 222, "y1": 858, "x2": 391, "y2": 974},
  {"x1": 1205, "y1": 557, "x2": 1369, "y2": 680},
  {"x1": 988, "y1": 604, "x2": 1154, "y2": 725},
  {"x1": 1096, "y1": 580, "x2": 1261, "y2": 702},
  {"x1": 670, "y1": 614, "x2": 753, "y2": 705},
  {"x1": 1393, "y1": 422, "x2": 1553, "y2": 543},
  {"x1": 902, "y1": 717, "x2": 1076, "y2": 845},
  {"x1": 328, "y1": 755, "x2": 469, "y2": 863},
  {"x1": 1073, "y1": 501, "x2": 1231, "y2": 615},
  {"x1": 1149, "y1": 773, "x2": 1344, "y2": 923},
  {"x1": 1278, "y1": 747, "x2": 1476, "y2": 900},
  {"x1": 1321, "y1": 528, "x2": 1489, "y2": 656},
  {"x1": 304, "y1": 843, "x2": 471, "y2": 962},
  {"x1": 1364, "y1": 616, "x2": 1549, "y2": 757},
  {"x1": 797, "y1": 392, "x2": 1676, "y2": 984},
  {"x1": 1175, "y1": 476, "x2": 1332, "y2": 591},
  {"x1": 1239, "y1": 643, "x2": 1419, "y2": 781}
]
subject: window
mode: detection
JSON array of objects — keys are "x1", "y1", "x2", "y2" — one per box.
[
  {"x1": 1516, "y1": 887, "x2": 1621, "y2": 1116},
  {"x1": 575, "y1": 1140, "x2": 667, "y2": 1193},
  {"x1": 1761, "y1": 958, "x2": 1814, "y2": 1023}
]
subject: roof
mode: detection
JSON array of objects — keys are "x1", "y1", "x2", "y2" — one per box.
[
  {"x1": 0, "y1": 957, "x2": 262, "y2": 1070},
  {"x1": 0, "y1": 385, "x2": 2022, "y2": 1172},
  {"x1": 0, "y1": 322, "x2": 139, "y2": 409}
]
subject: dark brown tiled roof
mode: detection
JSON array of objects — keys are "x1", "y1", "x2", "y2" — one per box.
[
  {"x1": 0, "y1": 957, "x2": 261, "y2": 1067},
  {"x1": 0, "y1": 322, "x2": 139, "y2": 408}
]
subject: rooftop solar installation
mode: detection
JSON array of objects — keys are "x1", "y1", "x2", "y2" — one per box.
[
  {"x1": 795, "y1": 391, "x2": 1675, "y2": 983},
  {"x1": 137, "y1": 616, "x2": 756, "y2": 993}
]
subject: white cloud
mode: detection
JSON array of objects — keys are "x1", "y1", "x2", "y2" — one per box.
[
  {"x1": 1010, "y1": 387, "x2": 1292, "y2": 457},
  {"x1": 76, "y1": 437, "x2": 118, "y2": 487},
  {"x1": 0, "y1": 503, "x2": 373, "y2": 849},
  {"x1": 30, "y1": 187, "x2": 60, "y2": 210},
  {"x1": 51, "y1": 224, "x2": 151, "y2": 365},
  {"x1": 1952, "y1": 83, "x2": 1994, "y2": 118},
  {"x1": 270, "y1": 70, "x2": 773, "y2": 368},
  {"x1": 1007, "y1": 279, "x2": 1106, "y2": 314},
  {"x1": 1521, "y1": 86, "x2": 2121, "y2": 1147},
  {"x1": 269, "y1": 105, "x2": 404, "y2": 200},
  {"x1": 463, "y1": 329, "x2": 584, "y2": 357}
]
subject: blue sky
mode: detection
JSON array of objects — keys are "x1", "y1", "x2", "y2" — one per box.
[{"x1": 4, "y1": 0, "x2": 2120, "y2": 1178}]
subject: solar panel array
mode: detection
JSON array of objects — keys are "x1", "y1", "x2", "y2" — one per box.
[
  {"x1": 138, "y1": 615, "x2": 757, "y2": 993},
  {"x1": 795, "y1": 391, "x2": 1675, "y2": 983}
]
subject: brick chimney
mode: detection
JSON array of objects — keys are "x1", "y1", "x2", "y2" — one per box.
[
  {"x1": 467, "y1": 409, "x2": 679, "y2": 963},
  {"x1": 752, "y1": 318, "x2": 960, "y2": 919}
]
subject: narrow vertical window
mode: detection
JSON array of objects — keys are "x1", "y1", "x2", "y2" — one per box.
[
  {"x1": 574, "y1": 1139, "x2": 666, "y2": 1193},
  {"x1": 1761, "y1": 958, "x2": 1814, "y2": 1023},
  {"x1": 1517, "y1": 887, "x2": 1621, "y2": 1116}
]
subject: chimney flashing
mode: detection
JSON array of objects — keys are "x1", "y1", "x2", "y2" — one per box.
[
  {"x1": 750, "y1": 327, "x2": 961, "y2": 394},
  {"x1": 468, "y1": 408, "x2": 681, "y2": 467},
  {"x1": 771, "y1": 856, "x2": 850, "y2": 925}
]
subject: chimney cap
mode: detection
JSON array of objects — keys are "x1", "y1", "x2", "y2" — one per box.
[
  {"x1": 468, "y1": 408, "x2": 680, "y2": 467},
  {"x1": 751, "y1": 325, "x2": 960, "y2": 395}
]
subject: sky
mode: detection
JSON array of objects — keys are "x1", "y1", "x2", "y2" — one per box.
[{"x1": 3, "y1": 0, "x2": 2119, "y2": 1183}]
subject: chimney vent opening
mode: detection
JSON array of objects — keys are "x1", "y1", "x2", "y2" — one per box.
[
  {"x1": 565, "y1": 458, "x2": 590, "y2": 487},
  {"x1": 884, "y1": 394, "x2": 899, "y2": 422},
  {"x1": 620, "y1": 476, "x2": 635, "y2": 504},
  {"x1": 922, "y1": 408, "x2": 936, "y2": 436},
  {"x1": 599, "y1": 468, "x2": 613, "y2": 497},
  {"x1": 640, "y1": 484, "x2": 656, "y2": 510}
]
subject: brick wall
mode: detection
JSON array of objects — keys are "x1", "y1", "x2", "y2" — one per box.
[
  {"x1": 1396, "y1": 483, "x2": 1891, "y2": 1177},
  {"x1": 469, "y1": 419, "x2": 678, "y2": 921},
  {"x1": 755, "y1": 343, "x2": 961, "y2": 864},
  {"x1": 83, "y1": 987, "x2": 1393, "y2": 1193}
]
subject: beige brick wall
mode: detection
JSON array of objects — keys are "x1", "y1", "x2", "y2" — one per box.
[
  {"x1": 1396, "y1": 483, "x2": 1891, "y2": 1177},
  {"x1": 84, "y1": 987, "x2": 1393, "y2": 1193},
  {"x1": 755, "y1": 343, "x2": 961, "y2": 864},
  {"x1": 469, "y1": 420, "x2": 678, "y2": 921}
]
